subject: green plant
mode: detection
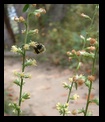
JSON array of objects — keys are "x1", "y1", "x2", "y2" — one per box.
[
  {"x1": 56, "y1": 4, "x2": 99, "y2": 116},
  {"x1": 8, "y1": 4, "x2": 46, "y2": 116}
]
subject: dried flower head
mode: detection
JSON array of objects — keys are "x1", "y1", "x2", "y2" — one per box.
[
  {"x1": 87, "y1": 38, "x2": 97, "y2": 45},
  {"x1": 76, "y1": 51, "x2": 81, "y2": 56},
  {"x1": 35, "y1": 13, "x2": 41, "y2": 17},
  {"x1": 73, "y1": 75, "x2": 79, "y2": 82},
  {"x1": 39, "y1": 8, "x2": 46, "y2": 14},
  {"x1": 77, "y1": 79, "x2": 84, "y2": 86},
  {"x1": 90, "y1": 38, "x2": 97, "y2": 45},
  {"x1": 14, "y1": 17, "x2": 19, "y2": 22},
  {"x1": 71, "y1": 50, "x2": 76, "y2": 55},
  {"x1": 67, "y1": 51, "x2": 71, "y2": 55},
  {"x1": 71, "y1": 109, "x2": 78, "y2": 115},
  {"x1": 87, "y1": 46, "x2": 96, "y2": 51},
  {"x1": 19, "y1": 16, "x2": 25, "y2": 22},
  {"x1": 88, "y1": 75, "x2": 95, "y2": 82}
]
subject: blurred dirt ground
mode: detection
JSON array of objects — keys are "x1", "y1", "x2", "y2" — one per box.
[{"x1": 4, "y1": 55, "x2": 99, "y2": 116}]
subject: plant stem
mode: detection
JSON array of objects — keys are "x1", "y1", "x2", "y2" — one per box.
[
  {"x1": 84, "y1": 81, "x2": 92, "y2": 116},
  {"x1": 18, "y1": 50, "x2": 25, "y2": 116},
  {"x1": 84, "y1": 45, "x2": 98, "y2": 116},
  {"x1": 66, "y1": 82, "x2": 73, "y2": 103},
  {"x1": 17, "y1": 14, "x2": 29, "y2": 116},
  {"x1": 63, "y1": 58, "x2": 79, "y2": 116},
  {"x1": 84, "y1": 5, "x2": 98, "y2": 116}
]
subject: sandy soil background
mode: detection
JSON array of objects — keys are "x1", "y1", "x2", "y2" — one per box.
[{"x1": 4, "y1": 53, "x2": 99, "y2": 116}]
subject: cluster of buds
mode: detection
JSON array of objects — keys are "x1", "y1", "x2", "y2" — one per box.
[
  {"x1": 14, "y1": 16, "x2": 25, "y2": 22},
  {"x1": 28, "y1": 29, "x2": 39, "y2": 35},
  {"x1": 87, "y1": 38, "x2": 97, "y2": 45},
  {"x1": 62, "y1": 82, "x2": 71, "y2": 89},
  {"x1": 56, "y1": 102, "x2": 71, "y2": 115},
  {"x1": 24, "y1": 59, "x2": 37, "y2": 67},
  {"x1": 29, "y1": 41, "x2": 38, "y2": 47},
  {"x1": 86, "y1": 46, "x2": 96, "y2": 51},
  {"x1": 21, "y1": 92, "x2": 30, "y2": 102},
  {"x1": 23, "y1": 44, "x2": 30, "y2": 50},
  {"x1": 71, "y1": 94, "x2": 79, "y2": 100},
  {"x1": 8, "y1": 102, "x2": 21, "y2": 114},
  {"x1": 13, "y1": 71, "x2": 31, "y2": 79},
  {"x1": 67, "y1": 49, "x2": 95, "y2": 60},
  {"x1": 11, "y1": 45, "x2": 23, "y2": 55},
  {"x1": 69, "y1": 74, "x2": 85, "y2": 86},
  {"x1": 87, "y1": 75, "x2": 95, "y2": 82},
  {"x1": 34, "y1": 8, "x2": 46, "y2": 17}
]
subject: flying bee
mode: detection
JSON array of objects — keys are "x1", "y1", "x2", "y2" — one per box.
[{"x1": 33, "y1": 43, "x2": 46, "y2": 54}]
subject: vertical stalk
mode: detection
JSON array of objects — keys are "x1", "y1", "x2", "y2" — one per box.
[
  {"x1": 63, "y1": 58, "x2": 80, "y2": 116},
  {"x1": 66, "y1": 82, "x2": 74, "y2": 103},
  {"x1": 17, "y1": 14, "x2": 29, "y2": 116},
  {"x1": 84, "y1": 45, "x2": 98, "y2": 116},
  {"x1": 84, "y1": 5, "x2": 98, "y2": 116}
]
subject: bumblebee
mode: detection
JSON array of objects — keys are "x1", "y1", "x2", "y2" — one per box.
[{"x1": 33, "y1": 43, "x2": 46, "y2": 54}]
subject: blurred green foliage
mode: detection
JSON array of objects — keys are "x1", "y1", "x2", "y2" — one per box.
[
  {"x1": 4, "y1": 89, "x2": 15, "y2": 116},
  {"x1": 14, "y1": 4, "x2": 99, "y2": 67}
]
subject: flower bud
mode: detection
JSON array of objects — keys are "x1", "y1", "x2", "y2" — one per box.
[
  {"x1": 76, "y1": 51, "x2": 81, "y2": 56},
  {"x1": 81, "y1": 13, "x2": 91, "y2": 19},
  {"x1": 23, "y1": 44, "x2": 30, "y2": 50},
  {"x1": 72, "y1": 94, "x2": 79, "y2": 100},
  {"x1": 72, "y1": 50, "x2": 76, "y2": 55},
  {"x1": 80, "y1": 35, "x2": 85, "y2": 40}
]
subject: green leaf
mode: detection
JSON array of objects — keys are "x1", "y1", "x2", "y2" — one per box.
[
  {"x1": 78, "y1": 108, "x2": 85, "y2": 114},
  {"x1": 23, "y1": 4, "x2": 30, "y2": 12},
  {"x1": 85, "y1": 80, "x2": 90, "y2": 88},
  {"x1": 74, "y1": 82, "x2": 78, "y2": 90},
  {"x1": 24, "y1": 22, "x2": 27, "y2": 29},
  {"x1": 13, "y1": 79, "x2": 21, "y2": 86},
  {"x1": 22, "y1": 93, "x2": 30, "y2": 99},
  {"x1": 89, "y1": 98, "x2": 99, "y2": 105}
]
